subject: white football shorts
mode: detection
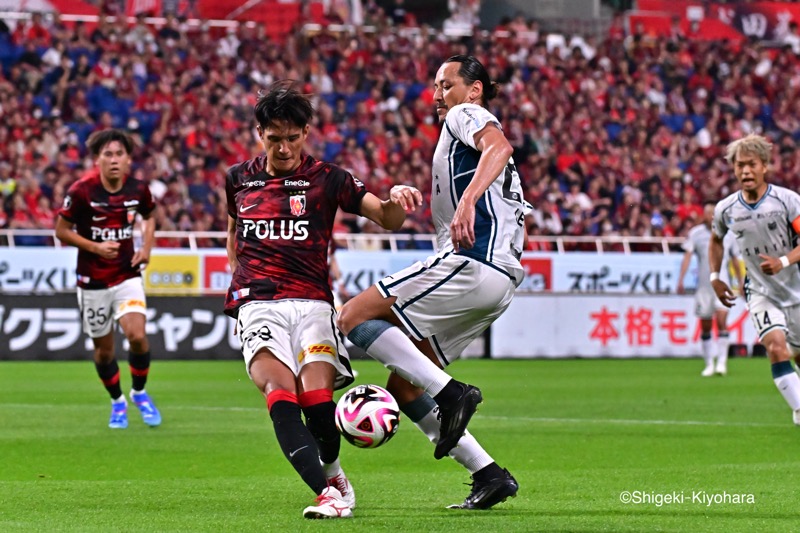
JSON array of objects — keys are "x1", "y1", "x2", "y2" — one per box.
[
  {"x1": 746, "y1": 291, "x2": 800, "y2": 347},
  {"x1": 376, "y1": 251, "x2": 516, "y2": 367},
  {"x1": 695, "y1": 286, "x2": 727, "y2": 319},
  {"x1": 77, "y1": 276, "x2": 147, "y2": 338},
  {"x1": 237, "y1": 299, "x2": 353, "y2": 390}
]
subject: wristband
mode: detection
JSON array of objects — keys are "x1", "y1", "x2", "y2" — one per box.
[
  {"x1": 780, "y1": 256, "x2": 791, "y2": 268},
  {"x1": 710, "y1": 272, "x2": 720, "y2": 282}
]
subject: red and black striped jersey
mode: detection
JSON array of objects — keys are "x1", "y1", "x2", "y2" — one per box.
[
  {"x1": 224, "y1": 154, "x2": 367, "y2": 317},
  {"x1": 59, "y1": 169, "x2": 155, "y2": 289}
]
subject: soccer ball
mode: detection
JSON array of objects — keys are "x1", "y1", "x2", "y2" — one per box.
[{"x1": 335, "y1": 384, "x2": 400, "y2": 449}]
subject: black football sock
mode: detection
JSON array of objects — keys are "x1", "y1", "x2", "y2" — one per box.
[
  {"x1": 95, "y1": 359, "x2": 123, "y2": 400},
  {"x1": 269, "y1": 400, "x2": 328, "y2": 495},
  {"x1": 302, "y1": 401, "x2": 340, "y2": 465},
  {"x1": 433, "y1": 380, "x2": 465, "y2": 406},
  {"x1": 472, "y1": 462, "x2": 505, "y2": 482},
  {"x1": 128, "y1": 351, "x2": 151, "y2": 391}
]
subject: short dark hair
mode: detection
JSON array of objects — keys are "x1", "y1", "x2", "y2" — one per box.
[
  {"x1": 86, "y1": 128, "x2": 135, "y2": 156},
  {"x1": 254, "y1": 80, "x2": 314, "y2": 130},
  {"x1": 444, "y1": 55, "x2": 499, "y2": 104}
]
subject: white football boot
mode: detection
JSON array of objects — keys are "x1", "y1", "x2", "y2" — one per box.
[
  {"x1": 302, "y1": 486, "x2": 353, "y2": 519},
  {"x1": 326, "y1": 468, "x2": 356, "y2": 509}
]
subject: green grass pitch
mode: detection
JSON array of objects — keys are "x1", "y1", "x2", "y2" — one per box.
[{"x1": 1, "y1": 358, "x2": 799, "y2": 532}]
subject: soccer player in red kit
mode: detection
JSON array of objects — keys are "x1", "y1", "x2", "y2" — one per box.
[
  {"x1": 225, "y1": 82, "x2": 421, "y2": 519},
  {"x1": 55, "y1": 129, "x2": 161, "y2": 430}
]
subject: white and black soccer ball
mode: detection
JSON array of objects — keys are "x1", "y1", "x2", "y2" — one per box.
[{"x1": 335, "y1": 384, "x2": 400, "y2": 449}]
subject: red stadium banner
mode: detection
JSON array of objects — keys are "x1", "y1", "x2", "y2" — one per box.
[
  {"x1": 631, "y1": 1, "x2": 800, "y2": 41},
  {"x1": 126, "y1": 0, "x2": 162, "y2": 16},
  {"x1": 44, "y1": 0, "x2": 99, "y2": 15},
  {"x1": 636, "y1": 0, "x2": 699, "y2": 16}
]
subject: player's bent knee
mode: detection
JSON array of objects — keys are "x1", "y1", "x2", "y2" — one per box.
[
  {"x1": 250, "y1": 351, "x2": 296, "y2": 394},
  {"x1": 764, "y1": 339, "x2": 791, "y2": 361},
  {"x1": 126, "y1": 333, "x2": 148, "y2": 351},
  {"x1": 336, "y1": 302, "x2": 356, "y2": 334},
  {"x1": 347, "y1": 319, "x2": 392, "y2": 351},
  {"x1": 94, "y1": 349, "x2": 115, "y2": 364}
]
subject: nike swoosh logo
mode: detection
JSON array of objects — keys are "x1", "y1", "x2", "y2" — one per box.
[
  {"x1": 92, "y1": 216, "x2": 107, "y2": 221},
  {"x1": 240, "y1": 204, "x2": 257, "y2": 212},
  {"x1": 289, "y1": 445, "x2": 308, "y2": 458}
]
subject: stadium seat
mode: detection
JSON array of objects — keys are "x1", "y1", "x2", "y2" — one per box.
[
  {"x1": 309, "y1": 2, "x2": 326, "y2": 23},
  {"x1": 660, "y1": 114, "x2": 688, "y2": 133},
  {"x1": 32, "y1": 95, "x2": 52, "y2": 117},
  {"x1": 320, "y1": 93, "x2": 339, "y2": 108},
  {"x1": 406, "y1": 83, "x2": 427, "y2": 101},
  {"x1": 343, "y1": 92, "x2": 369, "y2": 114},
  {"x1": 0, "y1": 42, "x2": 21, "y2": 69},
  {"x1": 604, "y1": 123, "x2": 623, "y2": 142},
  {"x1": 324, "y1": 141, "x2": 344, "y2": 160},
  {"x1": 65, "y1": 122, "x2": 96, "y2": 145},
  {"x1": 130, "y1": 111, "x2": 160, "y2": 143}
]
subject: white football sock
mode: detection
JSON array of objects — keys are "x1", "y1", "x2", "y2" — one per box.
[
  {"x1": 774, "y1": 372, "x2": 800, "y2": 411},
  {"x1": 321, "y1": 457, "x2": 341, "y2": 477},
  {"x1": 701, "y1": 338, "x2": 715, "y2": 367},
  {"x1": 717, "y1": 334, "x2": 729, "y2": 367},
  {"x1": 404, "y1": 401, "x2": 492, "y2": 473},
  {"x1": 362, "y1": 326, "x2": 452, "y2": 396}
]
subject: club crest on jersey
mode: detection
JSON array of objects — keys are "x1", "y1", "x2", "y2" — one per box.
[
  {"x1": 289, "y1": 193, "x2": 306, "y2": 217},
  {"x1": 127, "y1": 209, "x2": 137, "y2": 224}
]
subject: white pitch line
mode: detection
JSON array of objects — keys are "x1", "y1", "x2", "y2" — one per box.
[
  {"x1": 0, "y1": 403, "x2": 789, "y2": 428},
  {"x1": 480, "y1": 415, "x2": 788, "y2": 428},
  {"x1": 0, "y1": 403, "x2": 262, "y2": 413}
]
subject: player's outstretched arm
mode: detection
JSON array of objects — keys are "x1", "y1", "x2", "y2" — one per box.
[{"x1": 359, "y1": 185, "x2": 423, "y2": 231}]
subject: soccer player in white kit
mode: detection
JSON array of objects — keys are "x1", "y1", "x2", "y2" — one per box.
[
  {"x1": 678, "y1": 201, "x2": 743, "y2": 376},
  {"x1": 338, "y1": 55, "x2": 527, "y2": 509},
  {"x1": 710, "y1": 133, "x2": 800, "y2": 425}
]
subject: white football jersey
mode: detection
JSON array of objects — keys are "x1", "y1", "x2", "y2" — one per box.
[
  {"x1": 431, "y1": 103, "x2": 532, "y2": 285},
  {"x1": 713, "y1": 184, "x2": 800, "y2": 305},
  {"x1": 684, "y1": 224, "x2": 740, "y2": 289},
  {"x1": 683, "y1": 223, "x2": 712, "y2": 289}
]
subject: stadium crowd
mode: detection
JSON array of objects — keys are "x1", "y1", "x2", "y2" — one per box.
[{"x1": 3, "y1": 8, "x2": 800, "y2": 249}]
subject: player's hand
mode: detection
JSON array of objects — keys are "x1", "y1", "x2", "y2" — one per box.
[
  {"x1": 759, "y1": 254, "x2": 782, "y2": 275},
  {"x1": 131, "y1": 248, "x2": 151, "y2": 270},
  {"x1": 676, "y1": 282, "x2": 685, "y2": 295},
  {"x1": 712, "y1": 279, "x2": 735, "y2": 308},
  {"x1": 95, "y1": 241, "x2": 120, "y2": 259},
  {"x1": 389, "y1": 185, "x2": 423, "y2": 212},
  {"x1": 450, "y1": 199, "x2": 476, "y2": 251}
]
